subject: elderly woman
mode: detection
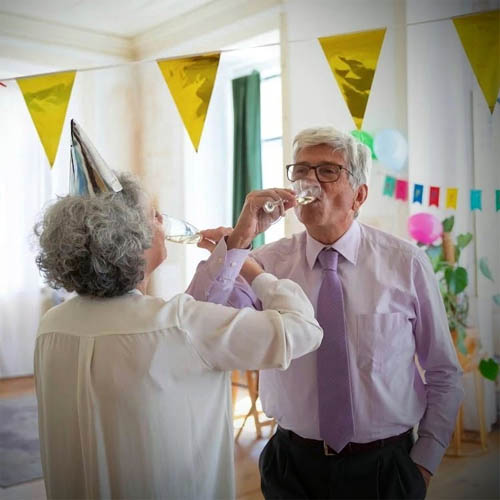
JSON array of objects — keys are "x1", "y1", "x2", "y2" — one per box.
[{"x1": 34, "y1": 173, "x2": 322, "y2": 500}]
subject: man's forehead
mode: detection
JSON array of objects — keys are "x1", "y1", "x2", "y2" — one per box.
[{"x1": 296, "y1": 144, "x2": 346, "y2": 163}]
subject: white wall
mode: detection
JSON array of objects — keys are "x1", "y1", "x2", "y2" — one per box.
[{"x1": 406, "y1": 0, "x2": 499, "y2": 429}]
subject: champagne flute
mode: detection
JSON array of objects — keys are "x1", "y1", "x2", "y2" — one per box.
[
  {"x1": 162, "y1": 214, "x2": 202, "y2": 244},
  {"x1": 263, "y1": 180, "x2": 322, "y2": 214}
]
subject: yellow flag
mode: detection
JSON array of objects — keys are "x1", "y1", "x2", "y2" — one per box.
[
  {"x1": 445, "y1": 188, "x2": 458, "y2": 209},
  {"x1": 453, "y1": 10, "x2": 500, "y2": 113},
  {"x1": 17, "y1": 71, "x2": 76, "y2": 167},
  {"x1": 157, "y1": 54, "x2": 220, "y2": 151},
  {"x1": 319, "y1": 28, "x2": 386, "y2": 130}
]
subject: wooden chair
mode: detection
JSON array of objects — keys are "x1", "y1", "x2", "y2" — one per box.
[
  {"x1": 232, "y1": 370, "x2": 276, "y2": 443},
  {"x1": 447, "y1": 329, "x2": 488, "y2": 456}
]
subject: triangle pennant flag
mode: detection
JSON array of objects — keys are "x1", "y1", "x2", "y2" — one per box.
[
  {"x1": 453, "y1": 10, "x2": 500, "y2": 113},
  {"x1": 319, "y1": 28, "x2": 386, "y2": 130},
  {"x1": 17, "y1": 71, "x2": 76, "y2": 167},
  {"x1": 157, "y1": 53, "x2": 220, "y2": 151}
]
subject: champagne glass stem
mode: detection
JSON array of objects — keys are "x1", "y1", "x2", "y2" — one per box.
[
  {"x1": 263, "y1": 199, "x2": 283, "y2": 213},
  {"x1": 263, "y1": 193, "x2": 316, "y2": 213}
]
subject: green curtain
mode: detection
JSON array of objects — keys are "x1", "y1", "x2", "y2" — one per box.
[{"x1": 232, "y1": 70, "x2": 264, "y2": 248}]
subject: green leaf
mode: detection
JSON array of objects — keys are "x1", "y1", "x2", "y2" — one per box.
[
  {"x1": 457, "y1": 233, "x2": 473, "y2": 249},
  {"x1": 442, "y1": 216, "x2": 454, "y2": 232},
  {"x1": 425, "y1": 245, "x2": 442, "y2": 272},
  {"x1": 479, "y1": 358, "x2": 499, "y2": 381},
  {"x1": 455, "y1": 246, "x2": 461, "y2": 263},
  {"x1": 479, "y1": 257, "x2": 494, "y2": 282},
  {"x1": 493, "y1": 294, "x2": 500, "y2": 306},
  {"x1": 454, "y1": 267, "x2": 468, "y2": 294},
  {"x1": 444, "y1": 267, "x2": 468, "y2": 294}
]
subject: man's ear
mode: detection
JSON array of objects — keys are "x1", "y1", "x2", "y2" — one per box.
[{"x1": 353, "y1": 184, "x2": 368, "y2": 213}]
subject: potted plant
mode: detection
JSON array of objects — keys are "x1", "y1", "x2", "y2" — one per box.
[{"x1": 420, "y1": 215, "x2": 498, "y2": 380}]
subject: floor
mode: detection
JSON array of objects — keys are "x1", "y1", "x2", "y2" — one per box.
[{"x1": 1, "y1": 376, "x2": 498, "y2": 500}]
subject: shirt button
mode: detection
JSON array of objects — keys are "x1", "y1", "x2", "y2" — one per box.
[{"x1": 230, "y1": 262, "x2": 236, "y2": 267}]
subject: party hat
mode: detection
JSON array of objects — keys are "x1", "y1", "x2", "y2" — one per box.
[{"x1": 69, "y1": 119, "x2": 122, "y2": 196}]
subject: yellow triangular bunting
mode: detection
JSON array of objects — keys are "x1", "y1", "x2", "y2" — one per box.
[
  {"x1": 17, "y1": 71, "x2": 76, "y2": 167},
  {"x1": 157, "y1": 53, "x2": 220, "y2": 151},
  {"x1": 319, "y1": 29, "x2": 386, "y2": 129},
  {"x1": 453, "y1": 10, "x2": 500, "y2": 113}
]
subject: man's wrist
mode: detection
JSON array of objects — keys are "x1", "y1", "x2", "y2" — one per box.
[{"x1": 227, "y1": 231, "x2": 253, "y2": 250}]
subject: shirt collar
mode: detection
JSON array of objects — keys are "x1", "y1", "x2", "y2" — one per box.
[{"x1": 305, "y1": 220, "x2": 361, "y2": 270}]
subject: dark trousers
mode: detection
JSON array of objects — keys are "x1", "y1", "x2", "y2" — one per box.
[{"x1": 259, "y1": 427, "x2": 427, "y2": 500}]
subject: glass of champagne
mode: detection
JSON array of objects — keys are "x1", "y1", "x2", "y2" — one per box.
[
  {"x1": 162, "y1": 214, "x2": 202, "y2": 244},
  {"x1": 263, "y1": 180, "x2": 321, "y2": 214}
]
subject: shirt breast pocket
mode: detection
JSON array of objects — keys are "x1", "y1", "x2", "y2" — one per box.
[{"x1": 356, "y1": 312, "x2": 414, "y2": 374}]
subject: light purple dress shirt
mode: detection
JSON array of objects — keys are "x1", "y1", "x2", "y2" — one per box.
[{"x1": 186, "y1": 220, "x2": 464, "y2": 474}]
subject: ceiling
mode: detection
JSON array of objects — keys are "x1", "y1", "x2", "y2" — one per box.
[{"x1": 0, "y1": 0, "x2": 215, "y2": 38}]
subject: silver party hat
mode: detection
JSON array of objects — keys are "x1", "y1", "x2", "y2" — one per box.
[{"x1": 69, "y1": 119, "x2": 123, "y2": 196}]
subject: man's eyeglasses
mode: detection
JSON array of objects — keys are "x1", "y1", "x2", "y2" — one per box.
[{"x1": 286, "y1": 163, "x2": 353, "y2": 183}]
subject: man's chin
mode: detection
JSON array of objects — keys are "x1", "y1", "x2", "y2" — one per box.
[{"x1": 295, "y1": 203, "x2": 323, "y2": 225}]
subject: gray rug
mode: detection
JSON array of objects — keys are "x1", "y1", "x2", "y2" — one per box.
[{"x1": 0, "y1": 393, "x2": 43, "y2": 487}]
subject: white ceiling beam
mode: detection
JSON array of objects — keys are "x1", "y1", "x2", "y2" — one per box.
[
  {"x1": 132, "y1": 0, "x2": 282, "y2": 59},
  {"x1": 0, "y1": 11, "x2": 134, "y2": 60}
]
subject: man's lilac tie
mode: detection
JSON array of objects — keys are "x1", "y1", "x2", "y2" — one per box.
[{"x1": 317, "y1": 248, "x2": 354, "y2": 452}]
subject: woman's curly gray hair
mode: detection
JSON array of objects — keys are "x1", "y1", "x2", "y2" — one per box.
[{"x1": 34, "y1": 174, "x2": 153, "y2": 297}]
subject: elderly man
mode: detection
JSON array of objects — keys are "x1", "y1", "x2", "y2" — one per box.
[{"x1": 188, "y1": 126, "x2": 464, "y2": 499}]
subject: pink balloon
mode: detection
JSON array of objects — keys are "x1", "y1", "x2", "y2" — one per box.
[{"x1": 408, "y1": 213, "x2": 443, "y2": 245}]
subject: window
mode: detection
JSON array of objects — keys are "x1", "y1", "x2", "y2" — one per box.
[{"x1": 260, "y1": 74, "x2": 284, "y2": 243}]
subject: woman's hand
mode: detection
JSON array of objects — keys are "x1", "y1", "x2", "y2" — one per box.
[
  {"x1": 197, "y1": 227, "x2": 233, "y2": 253},
  {"x1": 240, "y1": 257, "x2": 264, "y2": 285}
]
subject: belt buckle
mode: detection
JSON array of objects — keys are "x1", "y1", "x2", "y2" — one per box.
[{"x1": 323, "y1": 441, "x2": 336, "y2": 456}]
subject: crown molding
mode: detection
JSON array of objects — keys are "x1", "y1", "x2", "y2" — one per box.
[
  {"x1": 0, "y1": 11, "x2": 134, "y2": 60},
  {"x1": 132, "y1": 0, "x2": 282, "y2": 59}
]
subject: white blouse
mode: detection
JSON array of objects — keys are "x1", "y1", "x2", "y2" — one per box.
[{"x1": 34, "y1": 273, "x2": 322, "y2": 500}]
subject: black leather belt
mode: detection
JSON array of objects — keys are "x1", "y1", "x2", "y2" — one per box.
[{"x1": 278, "y1": 426, "x2": 413, "y2": 456}]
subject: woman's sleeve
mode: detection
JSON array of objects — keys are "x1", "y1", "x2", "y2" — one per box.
[{"x1": 177, "y1": 273, "x2": 323, "y2": 371}]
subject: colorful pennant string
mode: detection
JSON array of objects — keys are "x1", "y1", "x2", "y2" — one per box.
[
  {"x1": 445, "y1": 188, "x2": 458, "y2": 209},
  {"x1": 470, "y1": 189, "x2": 482, "y2": 210},
  {"x1": 383, "y1": 176, "x2": 497, "y2": 212},
  {"x1": 429, "y1": 186, "x2": 440, "y2": 207},
  {"x1": 395, "y1": 179, "x2": 408, "y2": 201},
  {"x1": 413, "y1": 184, "x2": 424, "y2": 204},
  {"x1": 383, "y1": 176, "x2": 396, "y2": 196}
]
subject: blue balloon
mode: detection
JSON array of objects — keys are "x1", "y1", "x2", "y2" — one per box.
[{"x1": 373, "y1": 129, "x2": 408, "y2": 171}]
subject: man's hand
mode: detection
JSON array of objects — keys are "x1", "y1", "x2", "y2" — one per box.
[
  {"x1": 416, "y1": 464, "x2": 431, "y2": 489},
  {"x1": 227, "y1": 188, "x2": 297, "y2": 249},
  {"x1": 197, "y1": 227, "x2": 233, "y2": 253}
]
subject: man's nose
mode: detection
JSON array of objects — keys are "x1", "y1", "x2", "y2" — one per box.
[{"x1": 305, "y1": 168, "x2": 317, "y2": 181}]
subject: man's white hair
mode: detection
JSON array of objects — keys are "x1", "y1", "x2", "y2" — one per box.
[{"x1": 292, "y1": 126, "x2": 372, "y2": 189}]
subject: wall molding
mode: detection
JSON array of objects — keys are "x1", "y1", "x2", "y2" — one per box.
[{"x1": 0, "y1": 12, "x2": 134, "y2": 60}]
